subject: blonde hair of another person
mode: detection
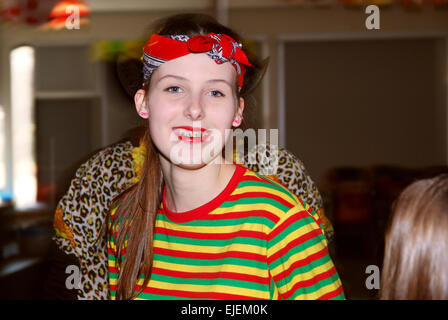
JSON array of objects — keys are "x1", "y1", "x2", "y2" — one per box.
[{"x1": 381, "y1": 174, "x2": 448, "y2": 300}]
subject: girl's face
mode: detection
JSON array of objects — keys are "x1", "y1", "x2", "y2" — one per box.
[{"x1": 135, "y1": 53, "x2": 244, "y2": 169}]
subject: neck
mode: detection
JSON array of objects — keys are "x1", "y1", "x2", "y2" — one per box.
[{"x1": 160, "y1": 158, "x2": 236, "y2": 213}]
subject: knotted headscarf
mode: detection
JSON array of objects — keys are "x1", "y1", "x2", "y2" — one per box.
[{"x1": 142, "y1": 33, "x2": 252, "y2": 89}]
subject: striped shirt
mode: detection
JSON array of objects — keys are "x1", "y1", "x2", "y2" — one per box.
[{"x1": 108, "y1": 164, "x2": 344, "y2": 300}]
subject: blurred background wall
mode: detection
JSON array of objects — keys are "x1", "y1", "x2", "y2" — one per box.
[{"x1": 1, "y1": 2, "x2": 447, "y2": 196}]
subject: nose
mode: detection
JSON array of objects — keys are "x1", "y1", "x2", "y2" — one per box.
[{"x1": 184, "y1": 95, "x2": 204, "y2": 121}]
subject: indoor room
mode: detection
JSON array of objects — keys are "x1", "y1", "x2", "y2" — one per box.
[{"x1": 0, "y1": 0, "x2": 447, "y2": 301}]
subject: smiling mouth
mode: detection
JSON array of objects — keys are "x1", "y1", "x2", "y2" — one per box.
[{"x1": 172, "y1": 126, "x2": 211, "y2": 143}]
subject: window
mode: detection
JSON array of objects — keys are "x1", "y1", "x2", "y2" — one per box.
[{"x1": 10, "y1": 46, "x2": 37, "y2": 209}]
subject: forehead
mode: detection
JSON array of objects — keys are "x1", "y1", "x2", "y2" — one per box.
[{"x1": 153, "y1": 53, "x2": 236, "y2": 83}]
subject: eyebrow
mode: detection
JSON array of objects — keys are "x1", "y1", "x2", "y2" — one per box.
[{"x1": 157, "y1": 74, "x2": 233, "y2": 87}]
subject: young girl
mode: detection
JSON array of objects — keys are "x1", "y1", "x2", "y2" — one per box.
[{"x1": 108, "y1": 13, "x2": 344, "y2": 300}]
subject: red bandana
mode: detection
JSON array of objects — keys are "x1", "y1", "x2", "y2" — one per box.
[{"x1": 142, "y1": 33, "x2": 252, "y2": 89}]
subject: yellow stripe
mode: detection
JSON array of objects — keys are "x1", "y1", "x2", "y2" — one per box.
[
  {"x1": 292, "y1": 280, "x2": 343, "y2": 300},
  {"x1": 242, "y1": 170, "x2": 259, "y2": 178},
  {"x1": 270, "y1": 280, "x2": 280, "y2": 300},
  {"x1": 133, "y1": 279, "x2": 268, "y2": 299},
  {"x1": 156, "y1": 219, "x2": 269, "y2": 235},
  {"x1": 154, "y1": 239, "x2": 267, "y2": 255},
  {"x1": 151, "y1": 260, "x2": 268, "y2": 276},
  {"x1": 232, "y1": 185, "x2": 299, "y2": 205},
  {"x1": 212, "y1": 203, "x2": 287, "y2": 217}
]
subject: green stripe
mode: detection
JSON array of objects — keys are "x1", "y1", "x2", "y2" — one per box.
[
  {"x1": 330, "y1": 290, "x2": 345, "y2": 300},
  {"x1": 269, "y1": 277, "x2": 276, "y2": 299},
  {"x1": 148, "y1": 273, "x2": 267, "y2": 292},
  {"x1": 220, "y1": 197, "x2": 290, "y2": 212},
  {"x1": 289, "y1": 273, "x2": 342, "y2": 300},
  {"x1": 154, "y1": 253, "x2": 267, "y2": 270},
  {"x1": 109, "y1": 270, "x2": 118, "y2": 280},
  {"x1": 269, "y1": 233, "x2": 326, "y2": 270},
  {"x1": 268, "y1": 216, "x2": 320, "y2": 249},
  {"x1": 157, "y1": 213, "x2": 276, "y2": 229},
  {"x1": 154, "y1": 233, "x2": 266, "y2": 248},
  {"x1": 237, "y1": 180, "x2": 296, "y2": 203},
  {"x1": 237, "y1": 180, "x2": 287, "y2": 194},
  {"x1": 136, "y1": 291, "x2": 213, "y2": 300},
  {"x1": 275, "y1": 254, "x2": 332, "y2": 291}
]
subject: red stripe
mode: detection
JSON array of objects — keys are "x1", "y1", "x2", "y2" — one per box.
[
  {"x1": 109, "y1": 266, "x2": 119, "y2": 273},
  {"x1": 282, "y1": 265, "x2": 339, "y2": 300},
  {"x1": 317, "y1": 283, "x2": 345, "y2": 300},
  {"x1": 154, "y1": 247, "x2": 267, "y2": 263},
  {"x1": 227, "y1": 191, "x2": 295, "y2": 210},
  {"x1": 155, "y1": 227, "x2": 266, "y2": 241},
  {"x1": 151, "y1": 267, "x2": 270, "y2": 285},
  {"x1": 267, "y1": 210, "x2": 312, "y2": 241},
  {"x1": 109, "y1": 268, "x2": 270, "y2": 287},
  {"x1": 138, "y1": 286, "x2": 265, "y2": 300},
  {"x1": 241, "y1": 172, "x2": 295, "y2": 195},
  {"x1": 268, "y1": 229, "x2": 325, "y2": 266},
  {"x1": 272, "y1": 247, "x2": 330, "y2": 284}
]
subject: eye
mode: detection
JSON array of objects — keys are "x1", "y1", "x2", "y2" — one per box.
[
  {"x1": 165, "y1": 86, "x2": 183, "y2": 93},
  {"x1": 209, "y1": 90, "x2": 224, "y2": 97}
]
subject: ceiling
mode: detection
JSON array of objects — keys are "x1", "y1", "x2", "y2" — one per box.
[{"x1": 86, "y1": 0, "x2": 297, "y2": 12}]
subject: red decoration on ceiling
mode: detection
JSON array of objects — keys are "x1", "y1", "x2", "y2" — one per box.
[
  {"x1": 44, "y1": 0, "x2": 90, "y2": 29},
  {"x1": 0, "y1": 0, "x2": 57, "y2": 25},
  {"x1": 0, "y1": 0, "x2": 90, "y2": 29}
]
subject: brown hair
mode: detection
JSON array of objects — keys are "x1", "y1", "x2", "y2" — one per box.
[
  {"x1": 380, "y1": 174, "x2": 448, "y2": 300},
  {"x1": 107, "y1": 13, "x2": 267, "y2": 300}
]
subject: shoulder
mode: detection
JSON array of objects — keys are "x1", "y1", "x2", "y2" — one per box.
[
  {"x1": 237, "y1": 165, "x2": 322, "y2": 233},
  {"x1": 67, "y1": 141, "x2": 135, "y2": 194},
  {"x1": 55, "y1": 141, "x2": 136, "y2": 247},
  {"x1": 84, "y1": 141, "x2": 135, "y2": 175},
  {"x1": 65, "y1": 141, "x2": 135, "y2": 189},
  {"x1": 237, "y1": 165, "x2": 306, "y2": 214}
]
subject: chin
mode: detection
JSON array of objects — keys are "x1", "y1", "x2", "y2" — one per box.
[
  {"x1": 165, "y1": 139, "x2": 224, "y2": 167},
  {"x1": 174, "y1": 162, "x2": 208, "y2": 170}
]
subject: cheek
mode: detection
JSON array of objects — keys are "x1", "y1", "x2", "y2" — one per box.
[
  {"x1": 147, "y1": 102, "x2": 173, "y2": 144},
  {"x1": 207, "y1": 99, "x2": 238, "y2": 124},
  {"x1": 148, "y1": 96, "x2": 176, "y2": 124}
]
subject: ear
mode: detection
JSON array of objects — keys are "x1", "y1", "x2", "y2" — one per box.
[
  {"x1": 134, "y1": 89, "x2": 149, "y2": 119},
  {"x1": 232, "y1": 97, "x2": 245, "y2": 127}
]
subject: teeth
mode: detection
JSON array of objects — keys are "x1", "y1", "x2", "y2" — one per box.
[{"x1": 174, "y1": 128, "x2": 207, "y2": 138}]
